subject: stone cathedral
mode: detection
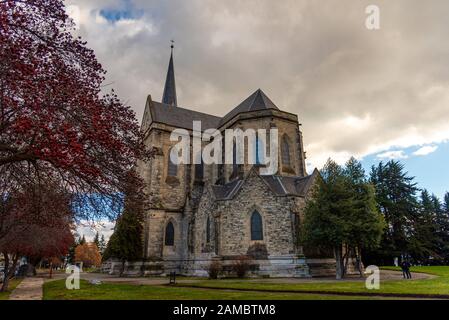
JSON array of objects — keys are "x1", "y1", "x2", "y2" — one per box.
[{"x1": 121, "y1": 47, "x2": 339, "y2": 277}]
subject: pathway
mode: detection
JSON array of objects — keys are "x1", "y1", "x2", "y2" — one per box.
[{"x1": 9, "y1": 277, "x2": 44, "y2": 300}]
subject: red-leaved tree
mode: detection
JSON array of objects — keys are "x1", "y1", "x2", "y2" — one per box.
[
  {"x1": 0, "y1": 179, "x2": 74, "y2": 291},
  {"x1": 0, "y1": 0, "x2": 151, "y2": 221}
]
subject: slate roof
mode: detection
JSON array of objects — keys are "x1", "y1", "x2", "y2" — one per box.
[
  {"x1": 219, "y1": 89, "x2": 279, "y2": 126},
  {"x1": 150, "y1": 101, "x2": 221, "y2": 130},
  {"x1": 261, "y1": 173, "x2": 317, "y2": 196},
  {"x1": 148, "y1": 89, "x2": 281, "y2": 131},
  {"x1": 211, "y1": 170, "x2": 318, "y2": 200},
  {"x1": 211, "y1": 179, "x2": 244, "y2": 200}
]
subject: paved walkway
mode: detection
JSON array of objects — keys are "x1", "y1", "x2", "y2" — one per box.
[{"x1": 9, "y1": 277, "x2": 44, "y2": 300}]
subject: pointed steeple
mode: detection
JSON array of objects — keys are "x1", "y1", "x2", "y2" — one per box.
[{"x1": 162, "y1": 41, "x2": 177, "y2": 107}]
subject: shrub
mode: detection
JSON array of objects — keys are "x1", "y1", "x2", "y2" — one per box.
[
  {"x1": 207, "y1": 261, "x2": 222, "y2": 279},
  {"x1": 231, "y1": 255, "x2": 252, "y2": 278},
  {"x1": 247, "y1": 243, "x2": 269, "y2": 260}
]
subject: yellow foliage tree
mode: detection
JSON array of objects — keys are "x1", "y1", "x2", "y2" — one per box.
[{"x1": 75, "y1": 242, "x2": 102, "y2": 268}]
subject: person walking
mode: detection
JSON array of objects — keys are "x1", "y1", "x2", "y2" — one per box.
[
  {"x1": 404, "y1": 261, "x2": 412, "y2": 279},
  {"x1": 400, "y1": 261, "x2": 407, "y2": 279}
]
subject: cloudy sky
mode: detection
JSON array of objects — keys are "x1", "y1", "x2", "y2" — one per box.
[{"x1": 66, "y1": 0, "x2": 449, "y2": 237}]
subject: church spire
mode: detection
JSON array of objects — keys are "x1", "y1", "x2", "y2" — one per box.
[{"x1": 162, "y1": 41, "x2": 177, "y2": 107}]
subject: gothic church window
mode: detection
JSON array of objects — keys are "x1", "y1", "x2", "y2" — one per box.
[
  {"x1": 281, "y1": 135, "x2": 291, "y2": 167},
  {"x1": 256, "y1": 137, "x2": 265, "y2": 165},
  {"x1": 165, "y1": 221, "x2": 174, "y2": 246},
  {"x1": 206, "y1": 216, "x2": 211, "y2": 243},
  {"x1": 167, "y1": 148, "x2": 178, "y2": 177},
  {"x1": 232, "y1": 141, "x2": 238, "y2": 176},
  {"x1": 251, "y1": 211, "x2": 263, "y2": 241}
]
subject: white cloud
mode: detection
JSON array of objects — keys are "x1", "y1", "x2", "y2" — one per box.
[
  {"x1": 76, "y1": 220, "x2": 115, "y2": 242},
  {"x1": 376, "y1": 150, "x2": 408, "y2": 160},
  {"x1": 65, "y1": 0, "x2": 449, "y2": 172},
  {"x1": 413, "y1": 145, "x2": 438, "y2": 156}
]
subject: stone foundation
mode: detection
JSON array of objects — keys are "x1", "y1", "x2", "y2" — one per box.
[
  {"x1": 102, "y1": 256, "x2": 362, "y2": 278},
  {"x1": 103, "y1": 255, "x2": 316, "y2": 278}
]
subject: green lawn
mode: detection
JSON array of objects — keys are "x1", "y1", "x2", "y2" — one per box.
[
  {"x1": 176, "y1": 266, "x2": 449, "y2": 298},
  {"x1": 0, "y1": 278, "x2": 23, "y2": 300},
  {"x1": 43, "y1": 279, "x2": 388, "y2": 300},
  {"x1": 42, "y1": 267, "x2": 449, "y2": 300}
]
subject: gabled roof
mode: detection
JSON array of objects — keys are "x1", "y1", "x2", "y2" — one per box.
[
  {"x1": 211, "y1": 168, "x2": 319, "y2": 200},
  {"x1": 220, "y1": 89, "x2": 279, "y2": 126},
  {"x1": 261, "y1": 169, "x2": 319, "y2": 197},
  {"x1": 211, "y1": 179, "x2": 244, "y2": 200},
  {"x1": 150, "y1": 101, "x2": 221, "y2": 131}
]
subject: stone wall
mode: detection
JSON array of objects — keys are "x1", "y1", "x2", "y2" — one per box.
[
  {"x1": 193, "y1": 169, "x2": 298, "y2": 259},
  {"x1": 131, "y1": 101, "x2": 338, "y2": 278}
]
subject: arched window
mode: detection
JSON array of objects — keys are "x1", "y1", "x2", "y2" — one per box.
[
  {"x1": 167, "y1": 148, "x2": 178, "y2": 177},
  {"x1": 206, "y1": 216, "x2": 211, "y2": 243},
  {"x1": 232, "y1": 141, "x2": 238, "y2": 175},
  {"x1": 281, "y1": 136, "x2": 291, "y2": 167},
  {"x1": 255, "y1": 137, "x2": 265, "y2": 165},
  {"x1": 165, "y1": 221, "x2": 174, "y2": 246},
  {"x1": 251, "y1": 211, "x2": 263, "y2": 240}
]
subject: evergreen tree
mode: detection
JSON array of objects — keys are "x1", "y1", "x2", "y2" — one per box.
[
  {"x1": 365, "y1": 161, "x2": 419, "y2": 265},
  {"x1": 102, "y1": 171, "x2": 146, "y2": 276},
  {"x1": 407, "y1": 190, "x2": 438, "y2": 264},
  {"x1": 303, "y1": 158, "x2": 384, "y2": 279},
  {"x1": 99, "y1": 234, "x2": 106, "y2": 254},
  {"x1": 444, "y1": 192, "x2": 449, "y2": 213},
  {"x1": 79, "y1": 235, "x2": 86, "y2": 245},
  {"x1": 433, "y1": 193, "x2": 449, "y2": 264},
  {"x1": 343, "y1": 157, "x2": 386, "y2": 275},
  {"x1": 93, "y1": 231, "x2": 100, "y2": 248},
  {"x1": 102, "y1": 210, "x2": 143, "y2": 275}
]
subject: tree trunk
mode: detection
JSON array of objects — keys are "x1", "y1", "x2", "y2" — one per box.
[
  {"x1": 334, "y1": 246, "x2": 344, "y2": 280},
  {"x1": 0, "y1": 253, "x2": 10, "y2": 292},
  {"x1": 342, "y1": 245, "x2": 351, "y2": 278},
  {"x1": 119, "y1": 260, "x2": 125, "y2": 277},
  {"x1": 1, "y1": 252, "x2": 18, "y2": 292},
  {"x1": 356, "y1": 247, "x2": 364, "y2": 277}
]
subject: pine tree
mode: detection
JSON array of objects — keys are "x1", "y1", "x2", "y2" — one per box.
[
  {"x1": 99, "y1": 234, "x2": 106, "y2": 254},
  {"x1": 365, "y1": 161, "x2": 419, "y2": 265},
  {"x1": 303, "y1": 158, "x2": 385, "y2": 279},
  {"x1": 343, "y1": 157, "x2": 386, "y2": 275},
  {"x1": 79, "y1": 235, "x2": 86, "y2": 245},
  {"x1": 102, "y1": 210, "x2": 143, "y2": 275},
  {"x1": 93, "y1": 232, "x2": 100, "y2": 248},
  {"x1": 434, "y1": 193, "x2": 449, "y2": 263},
  {"x1": 102, "y1": 170, "x2": 147, "y2": 276},
  {"x1": 444, "y1": 192, "x2": 449, "y2": 214},
  {"x1": 407, "y1": 190, "x2": 438, "y2": 264}
]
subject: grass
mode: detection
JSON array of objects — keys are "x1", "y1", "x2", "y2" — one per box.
[
  {"x1": 42, "y1": 266, "x2": 449, "y2": 300},
  {"x1": 43, "y1": 279, "x2": 388, "y2": 300},
  {"x1": 0, "y1": 278, "x2": 23, "y2": 300},
  {"x1": 176, "y1": 266, "x2": 449, "y2": 298}
]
